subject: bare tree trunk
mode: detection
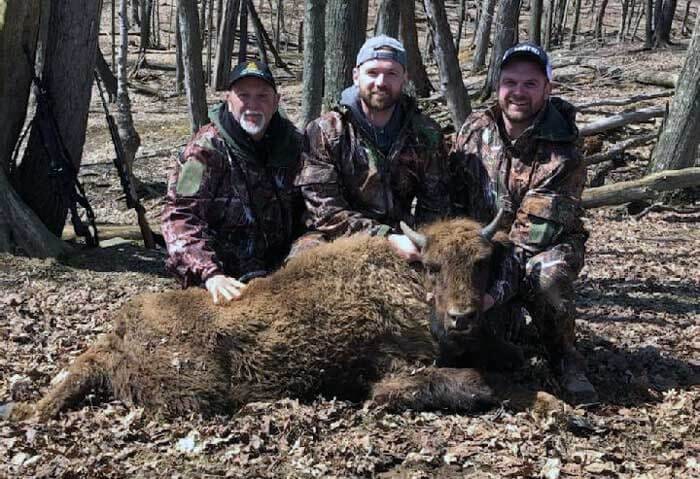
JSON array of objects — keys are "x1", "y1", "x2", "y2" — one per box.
[
  {"x1": 554, "y1": 0, "x2": 569, "y2": 44},
  {"x1": 300, "y1": 0, "x2": 325, "y2": 128},
  {"x1": 619, "y1": 0, "x2": 630, "y2": 42},
  {"x1": 117, "y1": 0, "x2": 141, "y2": 167},
  {"x1": 247, "y1": 0, "x2": 269, "y2": 63},
  {"x1": 472, "y1": 0, "x2": 497, "y2": 71},
  {"x1": 111, "y1": 0, "x2": 117, "y2": 68},
  {"x1": 213, "y1": 0, "x2": 241, "y2": 90},
  {"x1": 207, "y1": 0, "x2": 214, "y2": 83},
  {"x1": 648, "y1": 15, "x2": 700, "y2": 173},
  {"x1": 175, "y1": 15, "x2": 185, "y2": 93},
  {"x1": 95, "y1": 48, "x2": 118, "y2": 100},
  {"x1": 455, "y1": 0, "x2": 467, "y2": 51},
  {"x1": 375, "y1": 0, "x2": 400, "y2": 37},
  {"x1": 178, "y1": 0, "x2": 209, "y2": 132},
  {"x1": 483, "y1": 0, "x2": 520, "y2": 99},
  {"x1": 400, "y1": 0, "x2": 432, "y2": 97},
  {"x1": 14, "y1": 0, "x2": 101, "y2": 235},
  {"x1": 323, "y1": 0, "x2": 364, "y2": 110},
  {"x1": 530, "y1": 0, "x2": 543, "y2": 44},
  {"x1": 594, "y1": 0, "x2": 609, "y2": 42},
  {"x1": 568, "y1": 0, "x2": 581, "y2": 48},
  {"x1": 423, "y1": 0, "x2": 471, "y2": 129},
  {"x1": 238, "y1": 0, "x2": 249, "y2": 63},
  {"x1": 200, "y1": 0, "x2": 208, "y2": 38},
  {"x1": 645, "y1": 0, "x2": 653, "y2": 47},
  {"x1": 0, "y1": 0, "x2": 40, "y2": 174},
  {"x1": 140, "y1": 0, "x2": 153, "y2": 52},
  {"x1": 132, "y1": 0, "x2": 141, "y2": 26},
  {"x1": 680, "y1": 0, "x2": 691, "y2": 35},
  {"x1": 154, "y1": 0, "x2": 161, "y2": 47},
  {"x1": 654, "y1": 0, "x2": 678, "y2": 46}
]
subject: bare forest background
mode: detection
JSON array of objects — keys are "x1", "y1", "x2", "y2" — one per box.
[{"x1": 0, "y1": 0, "x2": 699, "y2": 478}]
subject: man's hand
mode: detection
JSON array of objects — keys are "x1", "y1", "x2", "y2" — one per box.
[
  {"x1": 388, "y1": 234, "x2": 421, "y2": 262},
  {"x1": 205, "y1": 275, "x2": 247, "y2": 304}
]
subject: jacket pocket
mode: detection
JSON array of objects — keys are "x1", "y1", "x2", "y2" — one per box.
[{"x1": 520, "y1": 191, "x2": 577, "y2": 247}]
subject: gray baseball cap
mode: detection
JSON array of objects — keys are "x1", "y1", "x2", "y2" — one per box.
[{"x1": 356, "y1": 35, "x2": 407, "y2": 68}]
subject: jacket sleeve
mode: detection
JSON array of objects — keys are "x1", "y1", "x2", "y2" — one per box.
[
  {"x1": 517, "y1": 144, "x2": 588, "y2": 258},
  {"x1": 414, "y1": 123, "x2": 452, "y2": 225},
  {"x1": 295, "y1": 118, "x2": 393, "y2": 239},
  {"x1": 161, "y1": 143, "x2": 225, "y2": 286}
]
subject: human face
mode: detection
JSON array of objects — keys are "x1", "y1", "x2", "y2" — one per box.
[
  {"x1": 353, "y1": 58, "x2": 406, "y2": 113},
  {"x1": 498, "y1": 59, "x2": 550, "y2": 133},
  {"x1": 226, "y1": 77, "x2": 279, "y2": 140}
]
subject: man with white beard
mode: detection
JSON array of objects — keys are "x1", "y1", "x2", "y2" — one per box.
[{"x1": 162, "y1": 61, "x2": 304, "y2": 304}]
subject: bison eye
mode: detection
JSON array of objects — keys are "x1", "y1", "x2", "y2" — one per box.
[{"x1": 425, "y1": 262, "x2": 441, "y2": 274}]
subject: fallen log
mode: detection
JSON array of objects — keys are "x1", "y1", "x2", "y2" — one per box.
[
  {"x1": 575, "y1": 91, "x2": 673, "y2": 110},
  {"x1": 582, "y1": 167, "x2": 700, "y2": 208},
  {"x1": 635, "y1": 72, "x2": 678, "y2": 88},
  {"x1": 583, "y1": 133, "x2": 657, "y2": 166},
  {"x1": 62, "y1": 223, "x2": 162, "y2": 243},
  {"x1": 579, "y1": 106, "x2": 665, "y2": 136}
]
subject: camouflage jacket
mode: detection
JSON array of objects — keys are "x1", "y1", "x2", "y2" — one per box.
[
  {"x1": 162, "y1": 103, "x2": 304, "y2": 286},
  {"x1": 295, "y1": 93, "x2": 451, "y2": 240},
  {"x1": 450, "y1": 97, "x2": 588, "y2": 282}
]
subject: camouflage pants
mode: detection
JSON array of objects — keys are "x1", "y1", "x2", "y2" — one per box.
[{"x1": 520, "y1": 243, "x2": 584, "y2": 360}]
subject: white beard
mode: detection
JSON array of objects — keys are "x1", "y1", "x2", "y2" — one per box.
[{"x1": 239, "y1": 110, "x2": 266, "y2": 137}]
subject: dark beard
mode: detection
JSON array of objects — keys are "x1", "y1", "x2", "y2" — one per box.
[{"x1": 361, "y1": 88, "x2": 400, "y2": 112}]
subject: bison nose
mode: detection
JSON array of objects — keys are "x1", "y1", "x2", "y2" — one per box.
[{"x1": 447, "y1": 308, "x2": 478, "y2": 330}]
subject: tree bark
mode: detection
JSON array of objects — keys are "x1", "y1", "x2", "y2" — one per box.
[
  {"x1": 543, "y1": 0, "x2": 554, "y2": 49},
  {"x1": 247, "y1": 0, "x2": 269, "y2": 63},
  {"x1": 175, "y1": 15, "x2": 185, "y2": 93},
  {"x1": 654, "y1": 0, "x2": 678, "y2": 46},
  {"x1": 238, "y1": 0, "x2": 249, "y2": 63},
  {"x1": 635, "y1": 71, "x2": 678, "y2": 87},
  {"x1": 568, "y1": 0, "x2": 582, "y2": 48},
  {"x1": 13, "y1": 0, "x2": 101, "y2": 235},
  {"x1": 116, "y1": 0, "x2": 141, "y2": 168},
  {"x1": 582, "y1": 167, "x2": 700, "y2": 208},
  {"x1": 323, "y1": 0, "x2": 364, "y2": 110},
  {"x1": 300, "y1": 0, "x2": 325, "y2": 128},
  {"x1": 400, "y1": 0, "x2": 432, "y2": 97},
  {"x1": 455, "y1": 0, "x2": 467, "y2": 52},
  {"x1": 645, "y1": 0, "x2": 653, "y2": 48},
  {"x1": 0, "y1": 0, "x2": 41, "y2": 174},
  {"x1": 375, "y1": 0, "x2": 400, "y2": 38},
  {"x1": 530, "y1": 0, "x2": 543, "y2": 44},
  {"x1": 648, "y1": 16, "x2": 700, "y2": 173},
  {"x1": 213, "y1": 0, "x2": 241, "y2": 91},
  {"x1": 594, "y1": 0, "x2": 609, "y2": 42},
  {"x1": 95, "y1": 48, "x2": 118, "y2": 101},
  {"x1": 483, "y1": 0, "x2": 520, "y2": 99},
  {"x1": 472, "y1": 0, "x2": 497, "y2": 71},
  {"x1": 140, "y1": 0, "x2": 153, "y2": 52},
  {"x1": 423, "y1": 0, "x2": 471, "y2": 130},
  {"x1": 178, "y1": 0, "x2": 209, "y2": 133}
]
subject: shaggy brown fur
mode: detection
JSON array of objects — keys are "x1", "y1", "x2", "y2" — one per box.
[{"x1": 10, "y1": 219, "x2": 552, "y2": 420}]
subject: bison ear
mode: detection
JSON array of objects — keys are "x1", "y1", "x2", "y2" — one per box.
[{"x1": 400, "y1": 221, "x2": 427, "y2": 250}]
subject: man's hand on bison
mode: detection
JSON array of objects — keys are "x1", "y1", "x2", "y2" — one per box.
[
  {"x1": 205, "y1": 275, "x2": 247, "y2": 304},
  {"x1": 388, "y1": 234, "x2": 421, "y2": 262}
]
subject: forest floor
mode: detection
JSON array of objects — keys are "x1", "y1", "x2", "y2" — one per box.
[{"x1": 1, "y1": 21, "x2": 699, "y2": 479}]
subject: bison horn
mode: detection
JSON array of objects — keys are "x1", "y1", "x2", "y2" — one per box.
[
  {"x1": 400, "y1": 221, "x2": 427, "y2": 249},
  {"x1": 480, "y1": 208, "x2": 506, "y2": 240}
]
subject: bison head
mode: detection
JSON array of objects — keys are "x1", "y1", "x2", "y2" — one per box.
[{"x1": 401, "y1": 211, "x2": 512, "y2": 342}]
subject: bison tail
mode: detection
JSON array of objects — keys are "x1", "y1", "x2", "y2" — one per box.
[
  {"x1": 370, "y1": 367, "x2": 499, "y2": 413},
  {"x1": 33, "y1": 334, "x2": 117, "y2": 420}
]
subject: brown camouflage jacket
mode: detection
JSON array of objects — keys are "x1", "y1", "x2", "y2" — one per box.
[
  {"x1": 295, "y1": 93, "x2": 451, "y2": 239},
  {"x1": 450, "y1": 97, "x2": 588, "y2": 302},
  {"x1": 162, "y1": 103, "x2": 304, "y2": 286}
]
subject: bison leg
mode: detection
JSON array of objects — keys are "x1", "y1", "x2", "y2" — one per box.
[
  {"x1": 370, "y1": 367, "x2": 499, "y2": 413},
  {"x1": 33, "y1": 334, "x2": 117, "y2": 420}
]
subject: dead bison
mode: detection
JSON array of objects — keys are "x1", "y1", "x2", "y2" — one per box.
[{"x1": 10, "y1": 217, "x2": 535, "y2": 420}]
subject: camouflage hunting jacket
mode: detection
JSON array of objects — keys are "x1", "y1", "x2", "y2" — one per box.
[
  {"x1": 450, "y1": 96, "x2": 588, "y2": 268},
  {"x1": 162, "y1": 103, "x2": 304, "y2": 287},
  {"x1": 295, "y1": 91, "x2": 451, "y2": 240}
]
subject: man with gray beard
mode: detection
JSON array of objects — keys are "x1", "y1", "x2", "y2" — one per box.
[{"x1": 162, "y1": 61, "x2": 304, "y2": 304}]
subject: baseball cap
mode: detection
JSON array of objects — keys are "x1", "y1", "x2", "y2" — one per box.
[
  {"x1": 356, "y1": 35, "x2": 407, "y2": 68},
  {"x1": 228, "y1": 60, "x2": 277, "y2": 90},
  {"x1": 501, "y1": 42, "x2": 553, "y2": 81}
]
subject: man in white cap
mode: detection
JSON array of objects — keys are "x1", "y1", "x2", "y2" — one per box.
[{"x1": 292, "y1": 35, "x2": 451, "y2": 259}]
